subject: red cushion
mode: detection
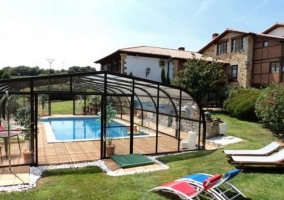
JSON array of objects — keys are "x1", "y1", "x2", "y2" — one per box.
[
  {"x1": 203, "y1": 174, "x2": 222, "y2": 190},
  {"x1": 163, "y1": 181, "x2": 197, "y2": 196},
  {"x1": 0, "y1": 126, "x2": 6, "y2": 131}
]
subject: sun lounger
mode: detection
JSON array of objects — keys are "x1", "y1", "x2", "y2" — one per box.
[
  {"x1": 229, "y1": 148, "x2": 284, "y2": 167},
  {"x1": 223, "y1": 141, "x2": 284, "y2": 157},
  {"x1": 149, "y1": 174, "x2": 223, "y2": 199},
  {"x1": 177, "y1": 169, "x2": 245, "y2": 200}
]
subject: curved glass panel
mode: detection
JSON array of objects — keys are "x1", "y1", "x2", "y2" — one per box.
[{"x1": 0, "y1": 71, "x2": 203, "y2": 167}]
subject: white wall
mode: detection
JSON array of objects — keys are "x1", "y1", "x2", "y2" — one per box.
[
  {"x1": 266, "y1": 27, "x2": 284, "y2": 36},
  {"x1": 126, "y1": 55, "x2": 173, "y2": 82}
]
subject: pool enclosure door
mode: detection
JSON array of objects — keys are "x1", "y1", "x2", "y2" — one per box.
[{"x1": 100, "y1": 95, "x2": 133, "y2": 158}]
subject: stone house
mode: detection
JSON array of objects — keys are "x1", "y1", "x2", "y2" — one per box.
[{"x1": 198, "y1": 23, "x2": 284, "y2": 88}]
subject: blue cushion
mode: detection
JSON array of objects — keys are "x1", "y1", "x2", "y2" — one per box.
[{"x1": 181, "y1": 173, "x2": 209, "y2": 183}]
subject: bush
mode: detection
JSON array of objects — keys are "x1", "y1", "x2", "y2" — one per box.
[
  {"x1": 224, "y1": 88, "x2": 260, "y2": 121},
  {"x1": 225, "y1": 85, "x2": 244, "y2": 99},
  {"x1": 218, "y1": 85, "x2": 243, "y2": 109},
  {"x1": 255, "y1": 83, "x2": 284, "y2": 134}
]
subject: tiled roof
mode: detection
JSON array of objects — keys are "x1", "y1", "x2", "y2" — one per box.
[
  {"x1": 95, "y1": 46, "x2": 225, "y2": 63},
  {"x1": 119, "y1": 46, "x2": 203, "y2": 59},
  {"x1": 226, "y1": 28, "x2": 284, "y2": 39},
  {"x1": 261, "y1": 23, "x2": 284, "y2": 34},
  {"x1": 198, "y1": 28, "x2": 284, "y2": 53}
]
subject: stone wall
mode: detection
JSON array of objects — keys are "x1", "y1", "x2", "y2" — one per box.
[
  {"x1": 142, "y1": 111, "x2": 202, "y2": 135},
  {"x1": 202, "y1": 32, "x2": 253, "y2": 88}
]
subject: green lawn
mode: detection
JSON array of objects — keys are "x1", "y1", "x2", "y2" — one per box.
[
  {"x1": 41, "y1": 100, "x2": 83, "y2": 115},
  {"x1": 1, "y1": 111, "x2": 282, "y2": 199}
]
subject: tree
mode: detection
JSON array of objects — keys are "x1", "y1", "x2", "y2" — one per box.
[
  {"x1": 171, "y1": 56, "x2": 226, "y2": 102},
  {"x1": 166, "y1": 70, "x2": 171, "y2": 85},
  {"x1": 39, "y1": 94, "x2": 48, "y2": 110},
  {"x1": 1, "y1": 71, "x2": 11, "y2": 79},
  {"x1": 161, "y1": 68, "x2": 167, "y2": 84}
]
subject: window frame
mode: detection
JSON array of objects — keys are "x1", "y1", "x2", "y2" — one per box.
[
  {"x1": 263, "y1": 41, "x2": 269, "y2": 47},
  {"x1": 270, "y1": 62, "x2": 279, "y2": 73},
  {"x1": 217, "y1": 40, "x2": 228, "y2": 55},
  {"x1": 231, "y1": 37, "x2": 245, "y2": 52},
  {"x1": 231, "y1": 65, "x2": 238, "y2": 79}
]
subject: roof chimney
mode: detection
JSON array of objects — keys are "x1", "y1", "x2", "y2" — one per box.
[
  {"x1": 178, "y1": 47, "x2": 185, "y2": 51},
  {"x1": 212, "y1": 33, "x2": 219, "y2": 40}
]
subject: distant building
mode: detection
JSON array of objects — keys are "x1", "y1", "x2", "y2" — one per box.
[
  {"x1": 199, "y1": 23, "x2": 284, "y2": 88},
  {"x1": 95, "y1": 46, "x2": 217, "y2": 82}
]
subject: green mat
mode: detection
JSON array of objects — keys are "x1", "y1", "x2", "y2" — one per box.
[{"x1": 111, "y1": 154, "x2": 154, "y2": 168}]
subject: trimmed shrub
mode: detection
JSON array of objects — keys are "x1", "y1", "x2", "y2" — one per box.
[
  {"x1": 161, "y1": 68, "x2": 167, "y2": 84},
  {"x1": 224, "y1": 88, "x2": 260, "y2": 121},
  {"x1": 255, "y1": 83, "x2": 284, "y2": 134},
  {"x1": 226, "y1": 85, "x2": 244, "y2": 99}
]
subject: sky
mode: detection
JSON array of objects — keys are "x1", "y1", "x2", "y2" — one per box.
[{"x1": 0, "y1": 0, "x2": 283, "y2": 71}]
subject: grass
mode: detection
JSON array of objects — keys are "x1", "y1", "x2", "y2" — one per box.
[
  {"x1": 42, "y1": 100, "x2": 82, "y2": 115},
  {"x1": 0, "y1": 110, "x2": 282, "y2": 199}
]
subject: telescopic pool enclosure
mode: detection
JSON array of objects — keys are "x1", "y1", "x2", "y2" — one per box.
[{"x1": 0, "y1": 71, "x2": 206, "y2": 167}]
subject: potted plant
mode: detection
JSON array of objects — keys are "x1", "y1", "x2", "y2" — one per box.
[
  {"x1": 14, "y1": 106, "x2": 34, "y2": 163},
  {"x1": 98, "y1": 102, "x2": 117, "y2": 156}
]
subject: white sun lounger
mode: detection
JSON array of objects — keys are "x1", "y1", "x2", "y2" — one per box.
[
  {"x1": 229, "y1": 148, "x2": 284, "y2": 167},
  {"x1": 223, "y1": 141, "x2": 284, "y2": 157}
]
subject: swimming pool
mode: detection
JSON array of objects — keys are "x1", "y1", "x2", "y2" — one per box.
[{"x1": 40, "y1": 116, "x2": 149, "y2": 142}]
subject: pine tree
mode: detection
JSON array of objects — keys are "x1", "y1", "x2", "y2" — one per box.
[{"x1": 161, "y1": 68, "x2": 167, "y2": 84}]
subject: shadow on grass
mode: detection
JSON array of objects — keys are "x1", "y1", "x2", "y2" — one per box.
[
  {"x1": 41, "y1": 166, "x2": 103, "y2": 177},
  {"x1": 241, "y1": 166, "x2": 284, "y2": 174},
  {"x1": 157, "y1": 149, "x2": 217, "y2": 164},
  {"x1": 153, "y1": 191, "x2": 183, "y2": 200},
  {"x1": 152, "y1": 189, "x2": 251, "y2": 200}
]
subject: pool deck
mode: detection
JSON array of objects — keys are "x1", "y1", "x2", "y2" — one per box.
[{"x1": 0, "y1": 115, "x2": 216, "y2": 189}]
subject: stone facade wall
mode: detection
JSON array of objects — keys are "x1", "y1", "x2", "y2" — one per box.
[
  {"x1": 203, "y1": 32, "x2": 284, "y2": 87},
  {"x1": 202, "y1": 32, "x2": 252, "y2": 87}
]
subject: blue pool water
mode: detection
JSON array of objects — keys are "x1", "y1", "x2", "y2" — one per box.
[{"x1": 41, "y1": 116, "x2": 147, "y2": 141}]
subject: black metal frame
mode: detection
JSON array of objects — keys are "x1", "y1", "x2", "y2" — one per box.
[{"x1": 0, "y1": 71, "x2": 206, "y2": 167}]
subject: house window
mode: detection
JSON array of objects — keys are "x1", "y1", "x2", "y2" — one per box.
[
  {"x1": 217, "y1": 41, "x2": 228, "y2": 55},
  {"x1": 263, "y1": 41, "x2": 269, "y2": 47},
  {"x1": 208, "y1": 93, "x2": 216, "y2": 101},
  {"x1": 270, "y1": 62, "x2": 279, "y2": 73},
  {"x1": 232, "y1": 37, "x2": 245, "y2": 52},
  {"x1": 159, "y1": 60, "x2": 165, "y2": 66},
  {"x1": 231, "y1": 65, "x2": 238, "y2": 79}
]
